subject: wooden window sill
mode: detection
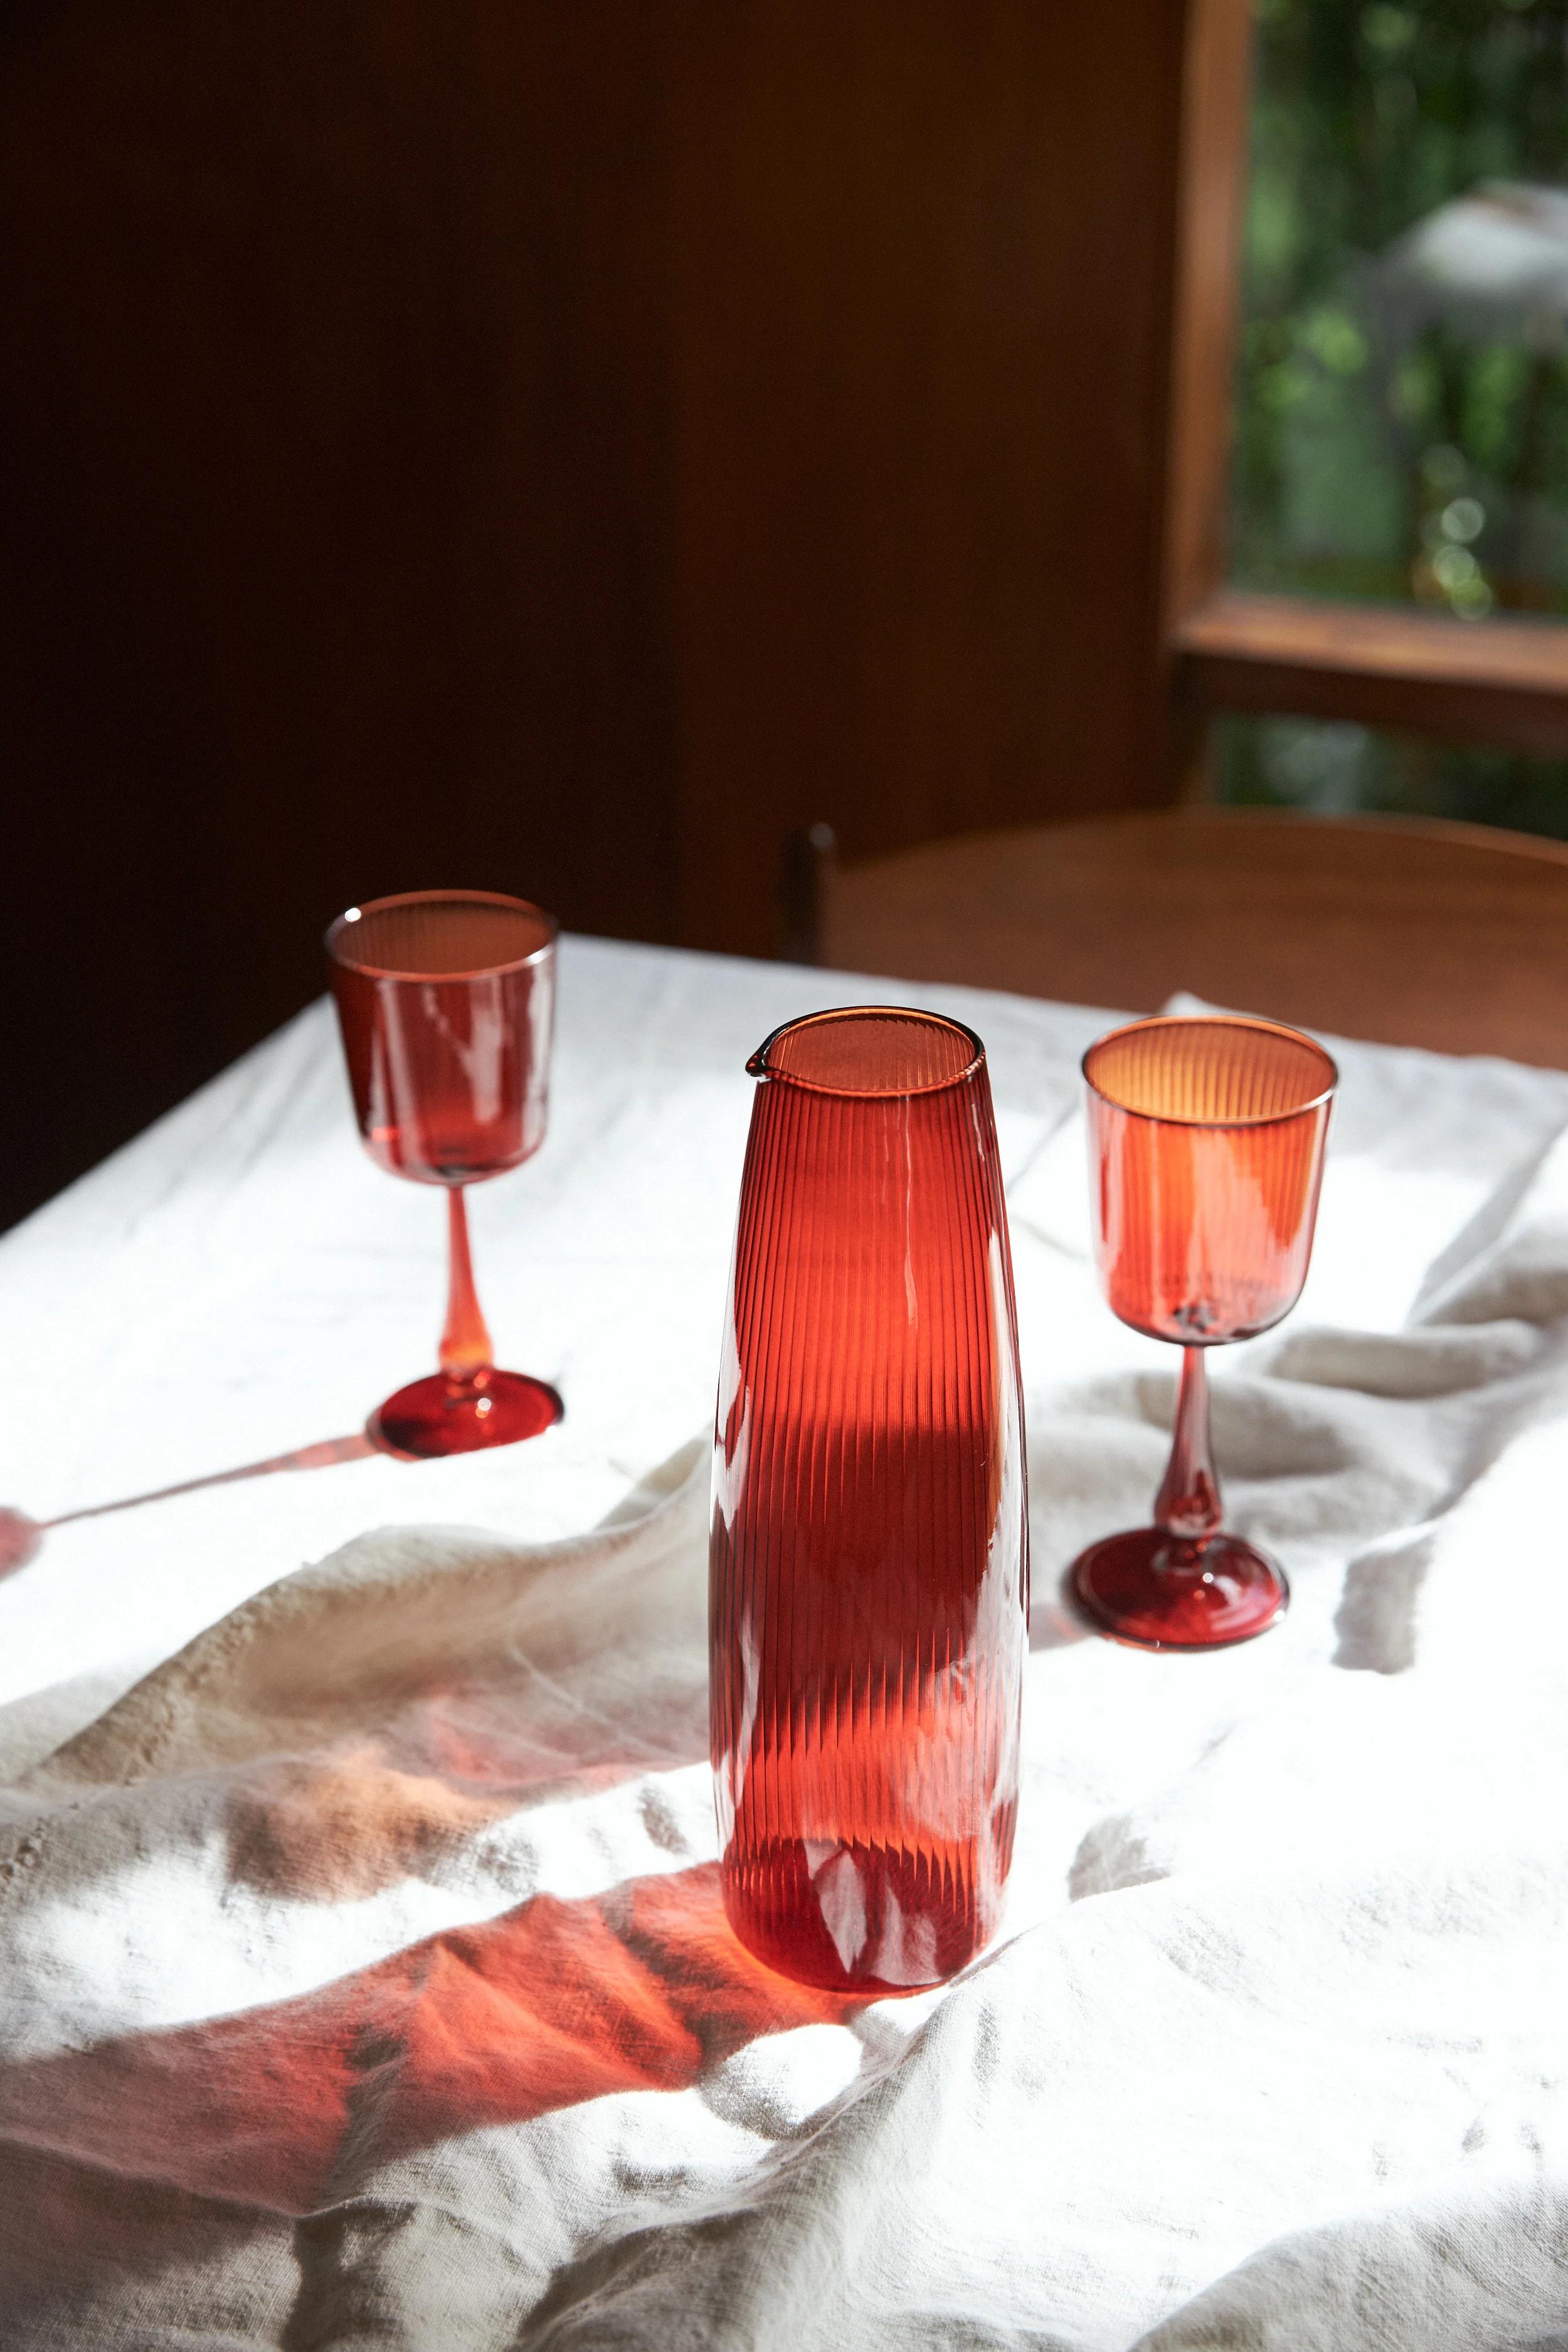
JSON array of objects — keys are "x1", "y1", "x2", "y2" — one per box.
[{"x1": 1174, "y1": 589, "x2": 1568, "y2": 760}]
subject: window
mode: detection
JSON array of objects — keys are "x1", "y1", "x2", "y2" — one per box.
[
  {"x1": 1218, "y1": 709, "x2": 1568, "y2": 827},
  {"x1": 1168, "y1": 0, "x2": 1568, "y2": 815}
]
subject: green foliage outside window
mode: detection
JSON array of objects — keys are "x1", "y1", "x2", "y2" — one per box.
[
  {"x1": 1222, "y1": 0, "x2": 1568, "y2": 835},
  {"x1": 1236, "y1": 0, "x2": 1568, "y2": 615}
]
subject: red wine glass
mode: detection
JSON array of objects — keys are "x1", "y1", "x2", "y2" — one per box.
[
  {"x1": 1069, "y1": 1014, "x2": 1337, "y2": 1651},
  {"x1": 326, "y1": 889, "x2": 563, "y2": 1458}
]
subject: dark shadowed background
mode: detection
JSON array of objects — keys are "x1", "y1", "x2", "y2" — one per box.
[{"x1": 0, "y1": 2, "x2": 1194, "y2": 1228}]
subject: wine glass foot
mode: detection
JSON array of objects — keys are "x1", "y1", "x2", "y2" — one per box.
[
  {"x1": 0, "y1": 1510, "x2": 43, "y2": 1576},
  {"x1": 369, "y1": 1370, "x2": 564, "y2": 1460},
  {"x1": 1069, "y1": 1527, "x2": 1288, "y2": 1652}
]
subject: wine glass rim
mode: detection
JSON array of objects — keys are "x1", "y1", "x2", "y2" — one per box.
[
  {"x1": 748, "y1": 1005, "x2": 986, "y2": 1096},
  {"x1": 1083, "y1": 1014, "x2": 1339, "y2": 1128},
  {"x1": 325, "y1": 889, "x2": 559, "y2": 981}
]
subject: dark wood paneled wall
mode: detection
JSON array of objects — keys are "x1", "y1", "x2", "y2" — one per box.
[
  {"x1": 0, "y1": 2, "x2": 678, "y2": 1222},
  {"x1": 0, "y1": 1, "x2": 1189, "y2": 1225},
  {"x1": 667, "y1": 2, "x2": 1189, "y2": 952}
]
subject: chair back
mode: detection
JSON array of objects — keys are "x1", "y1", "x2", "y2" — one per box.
[{"x1": 807, "y1": 807, "x2": 1568, "y2": 1066}]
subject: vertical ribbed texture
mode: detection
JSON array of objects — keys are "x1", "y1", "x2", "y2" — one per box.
[
  {"x1": 1085, "y1": 1017, "x2": 1337, "y2": 1343},
  {"x1": 710, "y1": 1012, "x2": 1028, "y2": 1995}
]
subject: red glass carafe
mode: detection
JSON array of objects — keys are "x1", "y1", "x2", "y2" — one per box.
[{"x1": 710, "y1": 1009, "x2": 1029, "y2": 1994}]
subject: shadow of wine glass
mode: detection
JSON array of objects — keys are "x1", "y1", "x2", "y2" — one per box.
[{"x1": 0, "y1": 1432, "x2": 381, "y2": 1577}]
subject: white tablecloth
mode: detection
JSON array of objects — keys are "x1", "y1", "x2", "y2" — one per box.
[{"x1": 3, "y1": 935, "x2": 1568, "y2": 2348}]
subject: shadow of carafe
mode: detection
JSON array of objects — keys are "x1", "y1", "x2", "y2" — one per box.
[{"x1": 0, "y1": 1862, "x2": 869, "y2": 2218}]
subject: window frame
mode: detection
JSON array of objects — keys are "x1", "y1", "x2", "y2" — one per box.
[{"x1": 1164, "y1": 0, "x2": 1568, "y2": 779}]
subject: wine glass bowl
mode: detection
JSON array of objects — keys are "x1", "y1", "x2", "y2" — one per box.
[
  {"x1": 1088, "y1": 1016, "x2": 1335, "y2": 1346},
  {"x1": 327, "y1": 893, "x2": 554, "y2": 1185},
  {"x1": 327, "y1": 890, "x2": 563, "y2": 1459},
  {"x1": 1071, "y1": 1015, "x2": 1337, "y2": 1651}
]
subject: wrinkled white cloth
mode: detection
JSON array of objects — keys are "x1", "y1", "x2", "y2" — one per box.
[{"x1": 3, "y1": 938, "x2": 1568, "y2": 2349}]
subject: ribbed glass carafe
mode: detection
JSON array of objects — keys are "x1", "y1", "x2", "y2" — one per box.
[{"x1": 710, "y1": 1008, "x2": 1029, "y2": 1994}]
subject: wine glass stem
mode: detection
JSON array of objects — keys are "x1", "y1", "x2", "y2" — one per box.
[
  {"x1": 439, "y1": 1185, "x2": 494, "y2": 1390},
  {"x1": 1155, "y1": 1345, "x2": 1223, "y2": 1540}
]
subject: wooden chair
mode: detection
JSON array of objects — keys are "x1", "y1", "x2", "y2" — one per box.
[{"x1": 794, "y1": 807, "x2": 1568, "y2": 1067}]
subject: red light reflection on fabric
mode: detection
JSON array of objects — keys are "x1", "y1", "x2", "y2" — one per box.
[{"x1": 0, "y1": 1865, "x2": 866, "y2": 2213}]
